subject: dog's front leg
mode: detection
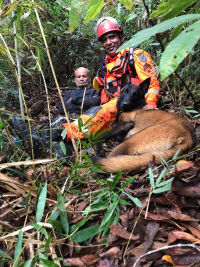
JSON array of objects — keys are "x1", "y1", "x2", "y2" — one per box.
[{"x1": 95, "y1": 121, "x2": 135, "y2": 142}]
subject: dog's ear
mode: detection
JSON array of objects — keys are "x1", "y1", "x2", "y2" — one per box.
[
  {"x1": 139, "y1": 78, "x2": 151, "y2": 96},
  {"x1": 116, "y1": 93, "x2": 122, "y2": 110}
]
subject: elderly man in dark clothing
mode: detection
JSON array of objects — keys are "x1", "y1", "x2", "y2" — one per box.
[
  {"x1": 12, "y1": 67, "x2": 100, "y2": 159},
  {"x1": 59, "y1": 67, "x2": 100, "y2": 116}
]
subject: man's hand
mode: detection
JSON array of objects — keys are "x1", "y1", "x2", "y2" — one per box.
[
  {"x1": 143, "y1": 104, "x2": 157, "y2": 110},
  {"x1": 67, "y1": 98, "x2": 72, "y2": 104}
]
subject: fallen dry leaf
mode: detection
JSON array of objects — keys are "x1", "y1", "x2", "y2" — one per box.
[
  {"x1": 110, "y1": 224, "x2": 139, "y2": 241},
  {"x1": 167, "y1": 207, "x2": 196, "y2": 221},
  {"x1": 63, "y1": 254, "x2": 100, "y2": 266},
  {"x1": 100, "y1": 246, "x2": 120, "y2": 258},
  {"x1": 172, "y1": 177, "x2": 200, "y2": 198},
  {"x1": 179, "y1": 222, "x2": 200, "y2": 239},
  {"x1": 172, "y1": 231, "x2": 200, "y2": 243},
  {"x1": 171, "y1": 248, "x2": 200, "y2": 265}
]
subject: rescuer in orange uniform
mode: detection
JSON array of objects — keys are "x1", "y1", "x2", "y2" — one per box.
[{"x1": 62, "y1": 17, "x2": 160, "y2": 142}]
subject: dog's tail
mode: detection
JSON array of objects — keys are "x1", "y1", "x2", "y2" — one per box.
[{"x1": 96, "y1": 143, "x2": 191, "y2": 174}]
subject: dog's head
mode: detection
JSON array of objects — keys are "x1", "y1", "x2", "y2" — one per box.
[{"x1": 116, "y1": 78, "x2": 150, "y2": 112}]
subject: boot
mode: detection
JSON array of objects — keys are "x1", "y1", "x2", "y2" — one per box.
[
  {"x1": 12, "y1": 115, "x2": 73, "y2": 160},
  {"x1": 12, "y1": 115, "x2": 36, "y2": 138},
  {"x1": 52, "y1": 143, "x2": 74, "y2": 160}
]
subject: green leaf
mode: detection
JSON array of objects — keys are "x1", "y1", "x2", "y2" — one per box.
[
  {"x1": 153, "y1": 184, "x2": 171, "y2": 194},
  {"x1": 77, "y1": 117, "x2": 83, "y2": 132},
  {"x1": 13, "y1": 230, "x2": 23, "y2": 267},
  {"x1": 84, "y1": 0, "x2": 104, "y2": 23},
  {"x1": 83, "y1": 113, "x2": 97, "y2": 126},
  {"x1": 0, "y1": 259, "x2": 10, "y2": 263},
  {"x1": 35, "y1": 183, "x2": 42, "y2": 210},
  {"x1": 156, "y1": 168, "x2": 166, "y2": 186},
  {"x1": 24, "y1": 259, "x2": 33, "y2": 267},
  {"x1": 157, "y1": 177, "x2": 174, "y2": 187},
  {"x1": 61, "y1": 128, "x2": 67, "y2": 140},
  {"x1": 36, "y1": 181, "x2": 47, "y2": 223},
  {"x1": 121, "y1": 175, "x2": 137, "y2": 190},
  {"x1": 123, "y1": 191, "x2": 143, "y2": 208},
  {"x1": 70, "y1": 215, "x2": 93, "y2": 233},
  {"x1": 45, "y1": 235, "x2": 51, "y2": 248},
  {"x1": 148, "y1": 168, "x2": 155, "y2": 188},
  {"x1": 102, "y1": 212, "x2": 115, "y2": 236},
  {"x1": 118, "y1": 199, "x2": 131, "y2": 205},
  {"x1": 40, "y1": 259, "x2": 60, "y2": 267},
  {"x1": 171, "y1": 24, "x2": 184, "y2": 40},
  {"x1": 26, "y1": 190, "x2": 31, "y2": 213},
  {"x1": 184, "y1": 109, "x2": 199, "y2": 114},
  {"x1": 0, "y1": 249, "x2": 12, "y2": 260},
  {"x1": 39, "y1": 252, "x2": 47, "y2": 263},
  {"x1": 90, "y1": 0, "x2": 102, "y2": 4},
  {"x1": 80, "y1": 140, "x2": 88, "y2": 148},
  {"x1": 112, "y1": 171, "x2": 122, "y2": 189},
  {"x1": 70, "y1": 225, "x2": 101, "y2": 242},
  {"x1": 50, "y1": 209, "x2": 60, "y2": 221},
  {"x1": 157, "y1": 150, "x2": 168, "y2": 166},
  {"x1": 92, "y1": 127, "x2": 110, "y2": 141},
  {"x1": 49, "y1": 220, "x2": 63, "y2": 232},
  {"x1": 151, "y1": 0, "x2": 196, "y2": 20},
  {"x1": 120, "y1": 0, "x2": 132, "y2": 10},
  {"x1": 118, "y1": 14, "x2": 200, "y2": 52},
  {"x1": 87, "y1": 201, "x2": 109, "y2": 212},
  {"x1": 92, "y1": 120, "x2": 104, "y2": 139},
  {"x1": 161, "y1": 0, "x2": 196, "y2": 21},
  {"x1": 100, "y1": 202, "x2": 118, "y2": 228},
  {"x1": 172, "y1": 148, "x2": 181, "y2": 160},
  {"x1": 57, "y1": 190, "x2": 69, "y2": 234},
  {"x1": 113, "y1": 206, "x2": 119, "y2": 225},
  {"x1": 125, "y1": 13, "x2": 137, "y2": 23},
  {"x1": 90, "y1": 167, "x2": 105, "y2": 173},
  {"x1": 68, "y1": 0, "x2": 85, "y2": 33},
  {"x1": 59, "y1": 141, "x2": 66, "y2": 155},
  {"x1": 32, "y1": 223, "x2": 48, "y2": 237},
  {"x1": 160, "y1": 20, "x2": 200, "y2": 81},
  {"x1": 82, "y1": 152, "x2": 91, "y2": 164},
  {"x1": 18, "y1": 259, "x2": 33, "y2": 267},
  {"x1": 54, "y1": 257, "x2": 63, "y2": 261}
]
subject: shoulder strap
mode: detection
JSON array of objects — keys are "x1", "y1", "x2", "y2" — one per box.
[
  {"x1": 127, "y1": 45, "x2": 140, "y2": 77},
  {"x1": 97, "y1": 57, "x2": 106, "y2": 78}
]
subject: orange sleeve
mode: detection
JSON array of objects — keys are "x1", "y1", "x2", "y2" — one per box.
[{"x1": 133, "y1": 49, "x2": 160, "y2": 107}]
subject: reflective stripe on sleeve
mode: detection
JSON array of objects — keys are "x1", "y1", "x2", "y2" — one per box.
[{"x1": 145, "y1": 89, "x2": 160, "y2": 95}]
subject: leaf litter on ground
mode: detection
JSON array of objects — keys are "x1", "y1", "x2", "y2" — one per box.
[{"x1": 1, "y1": 89, "x2": 200, "y2": 266}]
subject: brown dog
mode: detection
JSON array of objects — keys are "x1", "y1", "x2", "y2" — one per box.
[{"x1": 93, "y1": 79, "x2": 196, "y2": 174}]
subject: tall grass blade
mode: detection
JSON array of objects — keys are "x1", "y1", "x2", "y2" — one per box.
[
  {"x1": 36, "y1": 181, "x2": 47, "y2": 223},
  {"x1": 57, "y1": 190, "x2": 69, "y2": 234},
  {"x1": 13, "y1": 230, "x2": 23, "y2": 267}
]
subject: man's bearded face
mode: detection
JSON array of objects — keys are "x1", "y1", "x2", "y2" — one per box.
[{"x1": 74, "y1": 68, "x2": 91, "y2": 89}]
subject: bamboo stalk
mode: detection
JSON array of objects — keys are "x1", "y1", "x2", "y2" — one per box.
[
  {"x1": 11, "y1": 0, "x2": 24, "y2": 115},
  {"x1": 33, "y1": 4, "x2": 78, "y2": 157}
]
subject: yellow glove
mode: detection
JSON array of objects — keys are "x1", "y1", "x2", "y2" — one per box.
[{"x1": 93, "y1": 77, "x2": 100, "y2": 91}]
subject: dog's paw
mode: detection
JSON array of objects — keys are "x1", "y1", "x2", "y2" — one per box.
[{"x1": 90, "y1": 156, "x2": 101, "y2": 164}]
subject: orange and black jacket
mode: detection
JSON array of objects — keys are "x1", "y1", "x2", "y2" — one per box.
[{"x1": 99, "y1": 47, "x2": 160, "y2": 107}]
